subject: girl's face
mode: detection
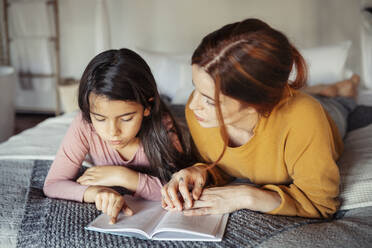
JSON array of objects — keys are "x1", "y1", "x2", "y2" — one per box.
[
  {"x1": 89, "y1": 93, "x2": 150, "y2": 150},
  {"x1": 189, "y1": 65, "x2": 257, "y2": 128}
]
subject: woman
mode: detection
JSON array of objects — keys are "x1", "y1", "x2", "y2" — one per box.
[{"x1": 161, "y1": 18, "x2": 358, "y2": 218}]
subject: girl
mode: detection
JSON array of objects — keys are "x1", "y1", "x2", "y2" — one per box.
[
  {"x1": 161, "y1": 18, "x2": 358, "y2": 219},
  {"x1": 43, "y1": 48, "x2": 193, "y2": 224}
]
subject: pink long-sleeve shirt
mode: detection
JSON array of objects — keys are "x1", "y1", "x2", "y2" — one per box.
[{"x1": 43, "y1": 112, "x2": 178, "y2": 202}]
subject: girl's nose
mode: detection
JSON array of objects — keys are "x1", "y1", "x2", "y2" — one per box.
[{"x1": 108, "y1": 120, "x2": 120, "y2": 137}]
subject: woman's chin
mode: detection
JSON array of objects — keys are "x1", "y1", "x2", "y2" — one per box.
[{"x1": 197, "y1": 120, "x2": 218, "y2": 128}]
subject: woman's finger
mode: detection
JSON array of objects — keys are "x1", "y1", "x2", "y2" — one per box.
[
  {"x1": 192, "y1": 177, "x2": 206, "y2": 200},
  {"x1": 167, "y1": 182, "x2": 183, "y2": 211},
  {"x1": 161, "y1": 185, "x2": 174, "y2": 209},
  {"x1": 178, "y1": 176, "x2": 193, "y2": 209},
  {"x1": 183, "y1": 207, "x2": 211, "y2": 216},
  {"x1": 191, "y1": 199, "x2": 211, "y2": 209},
  {"x1": 161, "y1": 198, "x2": 166, "y2": 208}
]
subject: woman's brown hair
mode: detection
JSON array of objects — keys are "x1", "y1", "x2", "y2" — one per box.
[{"x1": 191, "y1": 18, "x2": 307, "y2": 167}]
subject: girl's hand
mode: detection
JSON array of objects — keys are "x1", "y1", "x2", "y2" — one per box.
[
  {"x1": 77, "y1": 166, "x2": 139, "y2": 191},
  {"x1": 84, "y1": 186, "x2": 133, "y2": 224},
  {"x1": 161, "y1": 165, "x2": 208, "y2": 211},
  {"x1": 183, "y1": 185, "x2": 281, "y2": 216}
]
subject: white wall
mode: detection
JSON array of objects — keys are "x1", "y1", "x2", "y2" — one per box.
[
  {"x1": 316, "y1": 0, "x2": 363, "y2": 75},
  {"x1": 59, "y1": 0, "x2": 364, "y2": 80}
]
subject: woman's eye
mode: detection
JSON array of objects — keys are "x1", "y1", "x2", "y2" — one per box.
[{"x1": 205, "y1": 98, "x2": 215, "y2": 106}]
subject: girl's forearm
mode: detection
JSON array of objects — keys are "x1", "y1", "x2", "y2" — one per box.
[
  {"x1": 117, "y1": 166, "x2": 139, "y2": 192},
  {"x1": 83, "y1": 185, "x2": 107, "y2": 203}
]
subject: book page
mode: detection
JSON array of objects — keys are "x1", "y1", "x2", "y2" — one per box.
[
  {"x1": 153, "y1": 213, "x2": 229, "y2": 241},
  {"x1": 86, "y1": 196, "x2": 166, "y2": 238},
  {"x1": 153, "y1": 210, "x2": 225, "y2": 238}
]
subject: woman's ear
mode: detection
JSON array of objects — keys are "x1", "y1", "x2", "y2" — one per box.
[{"x1": 246, "y1": 106, "x2": 258, "y2": 114}]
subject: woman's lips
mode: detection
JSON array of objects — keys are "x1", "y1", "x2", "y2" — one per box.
[{"x1": 194, "y1": 113, "x2": 205, "y2": 122}]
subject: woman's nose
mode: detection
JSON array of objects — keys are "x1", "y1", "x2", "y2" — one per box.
[{"x1": 189, "y1": 92, "x2": 201, "y2": 111}]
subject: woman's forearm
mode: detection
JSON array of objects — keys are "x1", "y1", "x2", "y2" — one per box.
[{"x1": 242, "y1": 186, "x2": 282, "y2": 213}]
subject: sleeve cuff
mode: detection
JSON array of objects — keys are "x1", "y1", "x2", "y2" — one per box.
[
  {"x1": 78, "y1": 185, "x2": 90, "y2": 202},
  {"x1": 261, "y1": 184, "x2": 296, "y2": 216},
  {"x1": 133, "y1": 173, "x2": 162, "y2": 201}
]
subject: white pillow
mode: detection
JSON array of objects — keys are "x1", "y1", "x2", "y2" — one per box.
[
  {"x1": 135, "y1": 48, "x2": 192, "y2": 101},
  {"x1": 172, "y1": 63, "x2": 193, "y2": 104},
  {"x1": 338, "y1": 123, "x2": 372, "y2": 210},
  {"x1": 299, "y1": 41, "x2": 352, "y2": 86}
]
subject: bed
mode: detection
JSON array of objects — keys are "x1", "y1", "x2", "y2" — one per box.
[
  {"x1": 1, "y1": 97, "x2": 372, "y2": 248},
  {"x1": 2, "y1": 38, "x2": 372, "y2": 247}
]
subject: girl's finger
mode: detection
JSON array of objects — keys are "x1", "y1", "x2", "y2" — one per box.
[
  {"x1": 101, "y1": 193, "x2": 109, "y2": 214},
  {"x1": 76, "y1": 175, "x2": 89, "y2": 183},
  {"x1": 95, "y1": 194, "x2": 102, "y2": 211},
  {"x1": 122, "y1": 206, "x2": 134, "y2": 216},
  {"x1": 178, "y1": 176, "x2": 193, "y2": 209},
  {"x1": 110, "y1": 197, "x2": 123, "y2": 224},
  {"x1": 107, "y1": 193, "x2": 116, "y2": 217},
  {"x1": 77, "y1": 179, "x2": 89, "y2": 185},
  {"x1": 77, "y1": 175, "x2": 94, "y2": 182}
]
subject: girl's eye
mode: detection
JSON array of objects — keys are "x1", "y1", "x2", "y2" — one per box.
[{"x1": 121, "y1": 117, "x2": 133, "y2": 122}]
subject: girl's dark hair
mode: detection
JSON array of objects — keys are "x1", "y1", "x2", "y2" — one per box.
[
  {"x1": 78, "y1": 48, "x2": 194, "y2": 182},
  {"x1": 191, "y1": 18, "x2": 307, "y2": 167}
]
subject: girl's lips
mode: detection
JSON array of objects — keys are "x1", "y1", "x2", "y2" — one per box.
[{"x1": 109, "y1": 140, "x2": 122, "y2": 145}]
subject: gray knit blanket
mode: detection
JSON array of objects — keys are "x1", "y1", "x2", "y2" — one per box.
[
  {"x1": 1, "y1": 105, "x2": 372, "y2": 247},
  {"x1": 0, "y1": 159, "x2": 329, "y2": 248},
  {"x1": 1, "y1": 159, "x2": 372, "y2": 248}
]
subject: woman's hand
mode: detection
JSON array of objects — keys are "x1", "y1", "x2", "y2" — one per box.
[
  {"x1": 77, "y1": 166, "x2": 139, "y2": 191},
  {"x1": 183, "y1": 185, "x2": 282, "y2": 216},
  {"x1": 83, "y1": 186, "x2": 133, "y2": 224},
  {"x1": 161, "y1": 164, "x2": 208, "y2": 211}
]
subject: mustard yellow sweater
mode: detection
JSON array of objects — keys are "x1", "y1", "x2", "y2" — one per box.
[{"x1": 186, "y1": 90, "x2": 343, "y2": 218}]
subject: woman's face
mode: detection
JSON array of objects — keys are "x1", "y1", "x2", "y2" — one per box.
[
  {"x1": 89, "y1": 93, "x2": 150, "y2": 150},
  {"x1": 189, "y1": 65, "x2": 256, "y2": 128}
]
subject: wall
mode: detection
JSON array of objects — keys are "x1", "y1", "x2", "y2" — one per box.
[
  {"x1": 59, "y1": 0, "x2": 364, "y2": 80},
  {"x1": 5, "y1": 0, "x2": 363, "y2": 112}
]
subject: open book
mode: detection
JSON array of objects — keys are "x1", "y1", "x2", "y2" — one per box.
[{"x1": 86, "y1": 196, "x2": 229, "y2": 241}]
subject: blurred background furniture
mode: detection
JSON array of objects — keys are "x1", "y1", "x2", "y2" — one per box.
[
  {"x1": 4, "y1": 0, "x2": 61, "y2": 115},
  {"x1": 0, "y1": 65, "x2": 16, "y2": 142}
]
